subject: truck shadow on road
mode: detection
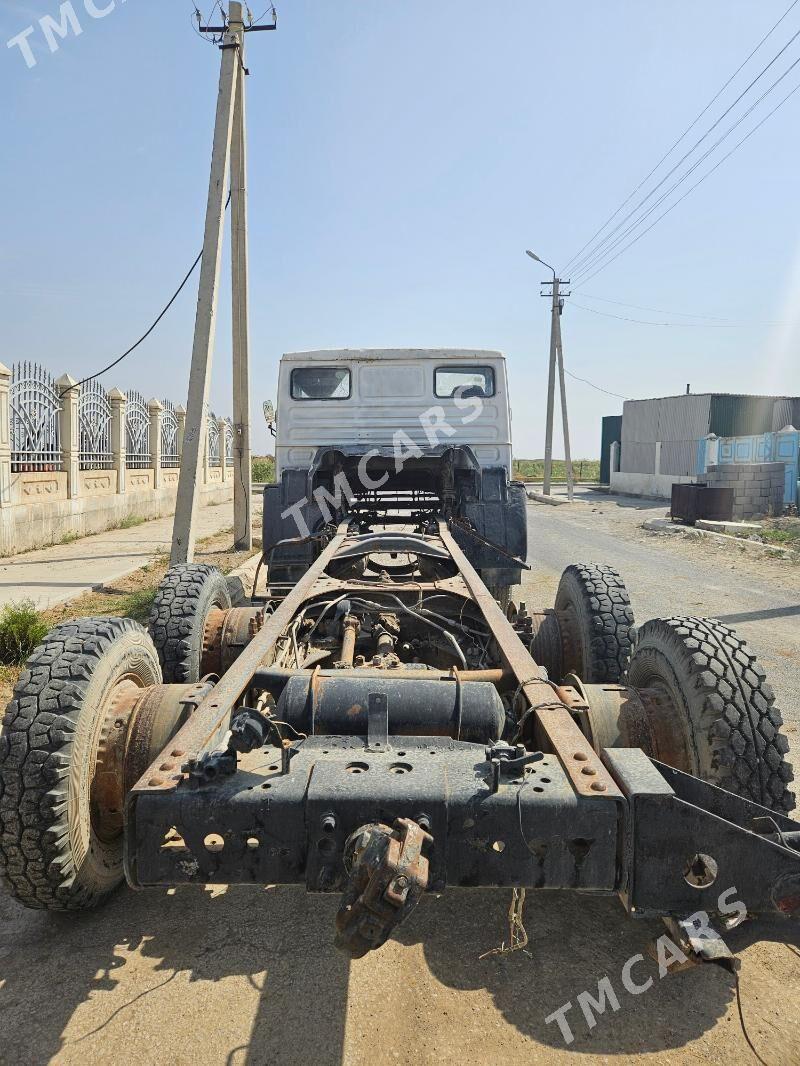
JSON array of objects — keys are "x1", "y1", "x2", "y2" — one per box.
[
  {"x1": 6, "y1": 883, "x2": 798, "y2": 1063},
  {"x1": 0, "y1": 885, "x2": 349, "y2": 1066},
  {"x1": 400, "y1": 889, "x2": 800, "y2": 1055}
]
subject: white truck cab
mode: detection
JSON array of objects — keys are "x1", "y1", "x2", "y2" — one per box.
[
  {"x1": 263, "y1": 347, "x2": 526, "y2": 597},
  {"x1": 273, "y1": 349, "x2": 512, "y2": 480}
]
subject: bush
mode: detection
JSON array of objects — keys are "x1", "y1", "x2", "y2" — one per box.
[
  {"x1": 0, "y1": 601, "x2": 48, "y2": 665},
  {"x1": 252, "y1": 455, "x2": 275, "y2": 483},
  {"x1": 121, "y1": 588, "x2": 158, "y2": 623}
]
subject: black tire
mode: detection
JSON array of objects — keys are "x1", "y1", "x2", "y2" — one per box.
[
  {"x1": 0, "y1": 617, "x2": 162, "y2": 910},
  {"x1": 628, "y1": 617, "x2": 794, "y2": 813},
  {"x1": 554, "y1": 563, "x2": 634, "y2": 683},
  {"x1": 148, "y1": 564, "x2": 231, "y2": 683}
]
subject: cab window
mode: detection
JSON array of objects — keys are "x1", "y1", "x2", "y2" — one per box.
[
  {"x1": 434, "y1": 366, "x2": 495, "y2": 398},
  {"x1": 290, "y1": 366, "x2": 351, "y2": 400}
]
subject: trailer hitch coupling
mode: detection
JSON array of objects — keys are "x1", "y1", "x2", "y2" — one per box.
[{"x1": 334, "y1": 817, "x2": 433, "y2": 958}]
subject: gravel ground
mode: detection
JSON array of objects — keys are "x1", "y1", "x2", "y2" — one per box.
[{"x1": 1, "y1": 494, "x2": 799, "y2": 1065}]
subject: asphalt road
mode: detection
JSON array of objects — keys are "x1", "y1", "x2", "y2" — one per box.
[
  {"x1": 1, "y1": 495, "x2": 799, "y2": 1065},
  {"x1": 522, "y1": 495, "x2": 800, "y2": 735}
]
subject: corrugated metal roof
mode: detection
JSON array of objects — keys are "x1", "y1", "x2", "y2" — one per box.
[
  {"x1": 709, "y1": 394, "x2": 785, "y2": 438},
  {"x1": 620, "y1": 441, "x2": 656, "y2": 473},
  {"x1": 660, "y1": 440, "x2": 699, "y2": 476},
  {"x1": 621, "y1": 395, "x2": 711, "y2": 446},
  {"x1": 772, "y1": 398, "x2": 800, "y2": 430},
  {"x1": 657, "y1": 394, "x2": 712, "y2": 443},
  {"x1": 628, "y1": 391, "x2": 782, "y2": 403},
  {"x1": 621, "y1": 399, "x2": 660, "y2": 443}
]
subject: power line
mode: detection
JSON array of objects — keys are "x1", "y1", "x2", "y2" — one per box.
[
  {"x1": 572, "y1": 51, "x2": 800, "y2": 283},
  {"x1": 570, "y1": 26, "x2": 800, "y2": 280},
  {"x1": 61, "y1": 193, "x2": 232, "y2": 397},
  {"x1": 563, "y1": 369, "x2": 628, "y2": 401},
  {"x1": 574, "y1": 291, "x2": 730, "y2": 320},
  {"x1": 574, "y1": 75, "x2": 800, "y2": 286},
  {"x1": 561, "y1": 0, "x2": 800, "y2": 275},
  {"x1": 570, "y1": 301, "x2": 775, "y2": 328}
]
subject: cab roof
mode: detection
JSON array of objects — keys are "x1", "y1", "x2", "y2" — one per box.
[{"x1": 281, "y1": 348, "x2": 505, "y2": 363}]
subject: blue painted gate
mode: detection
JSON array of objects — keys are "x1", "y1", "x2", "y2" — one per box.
[{"x1": 715, "y1": 430, "x2": 799, "y2": 506}]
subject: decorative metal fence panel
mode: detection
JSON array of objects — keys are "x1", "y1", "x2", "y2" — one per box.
[
  {"x1": 10, "y1": 361, "x2": 62, "y2": 472},
  {"x1": 78, "y1": 378, "x2": 113, "y2": 470},
  {"x1": 125, "y1": 390, "x2": 151, "y2": 469},
  {"x1": 224, "y1": 418, "x2": 234, "y2": 467},
  {"x1": 207, "y1": 410, "x2": 221, "y2": 467},
  {"x1": 161, "y1": 399, "x2": 180, "y2": 468}
]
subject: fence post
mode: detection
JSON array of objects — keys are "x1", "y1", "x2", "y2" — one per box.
[
  {"x1": 610, "y1": 441, "x2": 620, "y2": 476},
  {"x1": 148, "y1": 398, "x2": 163, "y2": 490},
  {"x1": 176, "y1": 405, "x2": 186, "y2": 462},
  {"x1": 108, "y1": 388, "x2": 126, "y2": 494},
  {"x1": 56, "y1": 374, "x2": 80, "y2": 500},
  {"x1": 0, "y1": 363, "x2": 11, "y2": 506},
  {"x1": 704, "y1": 433, "x2": 719, "y2": 473},
  {"x1": 218, "y1": 416, "x2": 228, "y2": 483},
  {"x1": 203, "y1": 411, "x2": 210, "y2": 486}
]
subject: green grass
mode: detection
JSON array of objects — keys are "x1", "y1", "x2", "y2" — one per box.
[
  {"x1": 59, "y1": 530, "x2": 80, "y2": 545},
  {"x1": 758, "y1": 522, "x2": 800, "y2": 548},
  {"x1": 512, "y1": 459, "x2": 600, "y2": 483},
  {"x1": 100, "y1": 587, "x2": 158, "y2": 623},
  {"x1": 251, "y1": 454, "x2": 596, "y2": 484},
  {"x1": 252, "y1": 455, "x2": 275, "y2": 483},
  {"x1": 116, "y1": 514, "x2": 146, "y2": 530},
  {"x1": 0, "y1": 601, "x2": 48, "y2": 666}
]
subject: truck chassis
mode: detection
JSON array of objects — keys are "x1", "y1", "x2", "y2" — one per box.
[{"x1": 1, "y1": 515, "x2": 799, "y2": 961}]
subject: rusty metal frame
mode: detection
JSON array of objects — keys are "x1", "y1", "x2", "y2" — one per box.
[
  {"x1": 122, "y1": 519, "x2": 800, "y2": 940},
  {"x1": 132, "y1": 520, "x2": 621, "y2": 805},
  {"x1": 437, "y1": 522, "x2": 622, "y2": 800},
  {"x1": 131, "y1": 525, "x2": 350, "y2": 796}
]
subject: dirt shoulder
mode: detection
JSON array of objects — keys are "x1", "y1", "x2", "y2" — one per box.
[
  {"x1": 559, "y1": 494, "x2": 800, "y2": 590},
  {"x1": 0, "y1": 528, "x2": 261, "y2": 711}
]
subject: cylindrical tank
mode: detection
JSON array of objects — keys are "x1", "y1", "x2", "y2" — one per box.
[{"x1": 275, "y1": 673, "x2": 505, "y2": 743}]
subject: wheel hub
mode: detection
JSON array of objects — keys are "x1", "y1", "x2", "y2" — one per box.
[{"x1": 91, "y1": 680, "x2": 213, "y2": 843}]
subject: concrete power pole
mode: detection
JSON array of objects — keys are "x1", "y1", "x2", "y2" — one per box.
[
  {"x1": 542, "y1": 276, "x2": 560, "y2": 497},
  {"x1": 554, "y1": 306, "x2": 574, "y2": 502},
  {"x1": 171, "y1": 3, "x2": 275, "y2": 565},
  {"x1": 230, "y1": 6, "x2": 253, "y2": 551}
]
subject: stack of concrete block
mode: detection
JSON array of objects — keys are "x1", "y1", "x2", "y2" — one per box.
[{"x1": 706, "y1": 463, "x2": 785, "y2": 520}]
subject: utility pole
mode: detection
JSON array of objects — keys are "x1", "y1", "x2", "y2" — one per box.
[
  {"x1": 555, "y1": 310, "x2": 574, "y2": 502},
  {"x1": 525, "y1": 250, "x2": 573, "y2": 499},
  {"x1": 542, "y1": 276, "x2": 559, "y2": 496},
  {"x1": 170, "y1": 3, "x2": 275, "y2": 565},
  {"x1": 230, "y1": 5, "x2": 253, "y2": 551}
]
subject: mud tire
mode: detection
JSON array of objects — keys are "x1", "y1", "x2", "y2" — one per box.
[
  {"x1": 554, "y1": 563, "x2": 634, "y2": 683},
  {"x1": 148, "y1": 564, "x2": 231, "y2": 682},
  {"x1": 628, "y1": 616, "x2": 794, "y2": 812},
  {"x1": 0, "y1": 617, "x2": 161, "y2": 910}
]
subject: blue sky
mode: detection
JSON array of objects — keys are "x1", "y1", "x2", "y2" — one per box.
[{"x1": 2, "y1": 0, "x2": 799, "y2": 457}]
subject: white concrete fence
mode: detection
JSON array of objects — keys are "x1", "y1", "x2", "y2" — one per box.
[
  {"x1": 609, "y1": 440, "x2": 696, "y2": 498},
  {"x1": 0, "y1": 361, "x2": 235, "y2": 555}
]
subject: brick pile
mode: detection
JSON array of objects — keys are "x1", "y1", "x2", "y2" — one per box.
[{"x1": 706, "y1": 462, "x2": 785, "y2": 520}]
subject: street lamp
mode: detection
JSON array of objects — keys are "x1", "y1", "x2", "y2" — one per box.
[{"x1": 525, "y1": 249, "x2": 555, "y2": 278}]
